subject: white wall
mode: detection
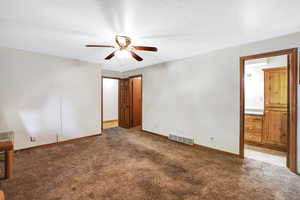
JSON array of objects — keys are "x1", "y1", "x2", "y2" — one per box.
[
  {"x1": 103, "y1": 78, "x2": 118, "y2": 121},
  {"x1": 102, "y1": 69, "x2": 125, "y2": 79},
  {"x1": 0, "y1": 47, "x2": 101, "y2": 149},
  {"x1": 244, "y1": 66, "x2": 264, "y2": 110},
  {"x1": 123, "y1": 32, "x2": 300, "y2": 173}
]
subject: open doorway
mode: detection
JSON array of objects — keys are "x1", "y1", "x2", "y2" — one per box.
[
  {"x1": 102, "y1": 77, "x2": 119, "y2": 130},
  {"x1": 118, "y1": 75, "x2": 143, "y2": 129},
  {"x1": 240, "y1": 48, "x2": 298, "y2": 173},
  {"x1": 244, "y1": 55, "x2": 288, "y2": 167},
  {"x1": 101, "y1": 75, "x2": 143, "y2": 131}
]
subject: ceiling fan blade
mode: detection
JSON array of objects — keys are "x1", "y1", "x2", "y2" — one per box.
[
  {"x1": 86, "y1": 45, "x2": 115, "y2": 48},
  {"x1": 132, "y1": 46, "x2": 158, "y2": 52},
  {"x1": 130, "y1": 51, "x2": 143, "y2": 61},
  {"x1": 105, "y1": 51, "x2": 116, "y2": 60}
]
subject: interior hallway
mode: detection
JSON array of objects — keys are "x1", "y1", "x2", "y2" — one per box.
[{"x1": 0, "y1": 128, "x2": 299, "y2": 200}]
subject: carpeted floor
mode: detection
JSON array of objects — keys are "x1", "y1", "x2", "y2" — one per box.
[{"x1": 0, "y1": 127, "x2": 300, "y2": 200}]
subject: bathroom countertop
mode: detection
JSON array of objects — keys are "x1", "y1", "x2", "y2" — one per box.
[{"x1": 245, "y1": 109, "x2": 264, "y2": 115}]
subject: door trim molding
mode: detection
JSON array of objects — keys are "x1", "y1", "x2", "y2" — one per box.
[{"x1": 239, "y1": 48, "x2": 298, "y2": 173}]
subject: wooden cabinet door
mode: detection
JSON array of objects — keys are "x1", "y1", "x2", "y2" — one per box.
[
  {"x1": 263, "y1": 109, "x2": 287, "y2": 148},
  {"x1": 119, "y1": 79, "x2": 130, "y2": 128},
  {"x1": 263, "y1": 67, "x2": 288, "y2": 150},
  {"x1": 280, "y1": 110, "x2": 288, "y2": 146},
  {"x1": 264, "y1": 67, "x2": 287, "y2": 108},
  {"x1": 244, "y1": 115, "x2": 263, "y2": 143},
  {"x1": 280, "y1": 70, "x2": 288, "y2": 107}
]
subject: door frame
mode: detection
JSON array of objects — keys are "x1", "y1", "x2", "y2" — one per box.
[
  {"x1": 239, "y1": 48, "x2": 298, "y2": 173},
  {"x1": 101, "y1": 76, "x2": 120, "y2": 131},
  {"x1": 129, "y1": 74, "x2": 143, "y2": 129}
]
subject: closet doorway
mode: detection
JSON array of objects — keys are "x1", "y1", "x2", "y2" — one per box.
[
  {"x1": 101, "y1": 75, "x2": 142, "y2": 130},
  {"x1": 119, "y1": 75, "x2": 143, "y2": 129},
  {"x1": 240, "y1": 48, "x2": 298, "y2": 173},
  {"x1": 101, "y1": 77, "x2": 119, "y2": 130}
]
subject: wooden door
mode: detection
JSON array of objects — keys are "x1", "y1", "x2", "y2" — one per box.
[
  {"x1": 265, "y1": 70, "x2": 281, "y2": 107},
  {"x1": 119, "y1": 79, "x2": 130, "y2": 128},
  {"x1": 263, "y1": 109, "x2": 287, "y2": 149},
  {"x1": 264, "y1": 67, "x2": 288, "y2": 108},
  {"x1": 263, "y1": 67, "x2": 288, "y2": 151},
  {"x1": 131, "y1": 77, "x2": 142, "y2": 127}
]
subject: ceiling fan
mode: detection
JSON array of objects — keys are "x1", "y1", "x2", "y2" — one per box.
[{"x1": 86, "y1": 35, "x2": 158, "y2": 62}]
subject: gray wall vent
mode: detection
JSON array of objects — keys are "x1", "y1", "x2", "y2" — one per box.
[{"x1": 168, "y1": 134, "x2": 194, "y2": 145}]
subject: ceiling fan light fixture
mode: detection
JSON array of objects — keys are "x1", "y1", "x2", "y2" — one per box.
[
  {"x1": 116, "y1": 35, "x2": 131, "y2": 48},
  {"x1": 86, "y1": 35, "x2": 157, "y2": 62},
  {"x1": 115, "y1": 49, "x2": 131, "y2": 58},
  {"x1": 116, "y1": 36, "x2": 127, "y2": 46}
]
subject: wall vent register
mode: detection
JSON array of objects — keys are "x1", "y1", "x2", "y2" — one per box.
[{"x1": 169, "y1": 134, "x2": 194, "y2": 145}]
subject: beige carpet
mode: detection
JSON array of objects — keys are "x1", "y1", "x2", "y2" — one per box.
[{"x1": 0, "y1": 127, "x2": 299, "y2": 200}]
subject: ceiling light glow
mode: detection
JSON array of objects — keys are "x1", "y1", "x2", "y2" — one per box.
[{"x1": 115, "y1": 49, "x2": 131, "y2": 58}]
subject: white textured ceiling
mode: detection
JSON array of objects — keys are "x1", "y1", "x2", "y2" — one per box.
[{"x1": 1, "y1": 0, "x2": 300, "y2": 72}]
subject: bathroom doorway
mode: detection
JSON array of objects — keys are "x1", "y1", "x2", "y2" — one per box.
[{"x1": 240, "y1": 48, "x2": 298, "y2": 173}]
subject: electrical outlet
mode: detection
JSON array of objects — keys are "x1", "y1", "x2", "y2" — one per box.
[
  {"x1": 210, "y1": 137, "x2": 214, "y2": 142},
  {"x1": 30, "y1": 137, "x2": 36, "y2": 142}
]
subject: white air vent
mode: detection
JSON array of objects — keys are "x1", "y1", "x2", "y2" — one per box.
[{"x1": 169, "y1": 134, "x2": 194, "y2": 145}]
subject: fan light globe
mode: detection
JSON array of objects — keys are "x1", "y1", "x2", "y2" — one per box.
[
  {"x1": 117, "y1": 37, "x2": 127, "y2": 47},
  {"x1": 115, "y1": 49, "x2": 131, "y2": 58}
]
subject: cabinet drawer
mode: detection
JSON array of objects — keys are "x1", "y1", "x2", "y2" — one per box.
[
  {"x1": 245, "y1": 114, "x2": 263, "y2": 143},
  {"x1": 245, "y1": 131, "x2": 262, "y2": 143},
  {"x1": 245, "y1": 125, "x2": 262, "y2": 133},
  {"x1": 245, "y1": 115, "x2": 263, "y2": 131}
]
